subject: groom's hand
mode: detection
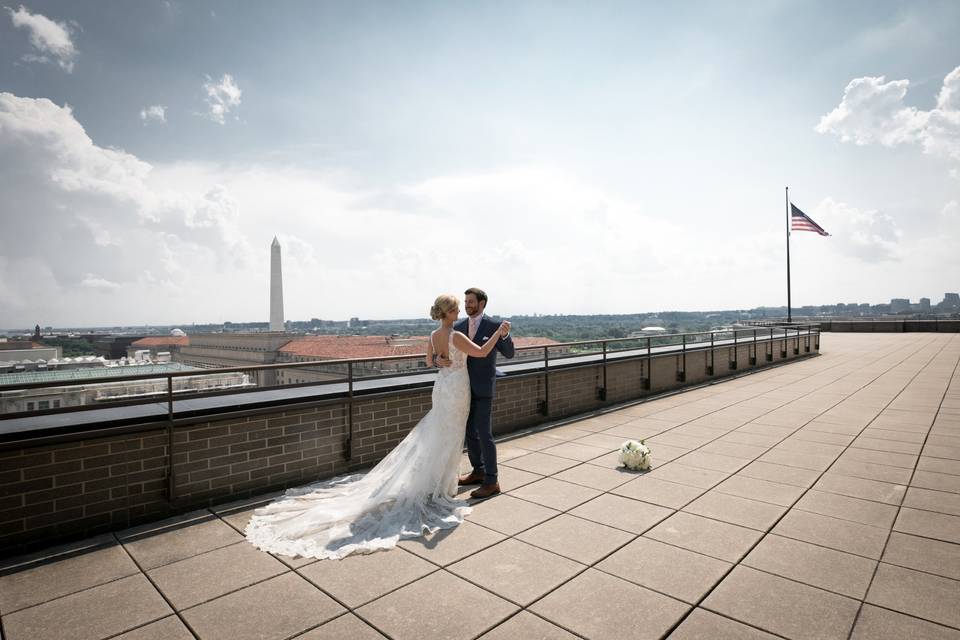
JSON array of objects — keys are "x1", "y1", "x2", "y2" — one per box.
[{"x1": 434, "y1": 355, "x2": 452, "y2": 368}]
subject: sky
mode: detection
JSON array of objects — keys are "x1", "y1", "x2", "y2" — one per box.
[{"x1": 1, "y1": 0, "x2": 958, "y2": 329}]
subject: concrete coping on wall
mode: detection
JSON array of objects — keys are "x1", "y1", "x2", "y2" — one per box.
[
  {"x1": 0, "y1": 329, "x2": 818, "y2": 445},
  {"x1": 817, "y1": 319, "x2": 960, "y2": 332}
]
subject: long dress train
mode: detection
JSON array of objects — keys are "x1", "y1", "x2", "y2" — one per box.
[{"x1": 245, "y1": 331, "x2": 472, "y2": 559}]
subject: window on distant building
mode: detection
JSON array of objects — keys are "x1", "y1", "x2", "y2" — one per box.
[
  {"x1": 53, "y1": 400, "x2": 61, "y2": 408},
  {"x1": 38, "y1": 400, "x2": 50, "y2": 410},
  {"x1": 26, "y1": 401, "x2": 35, "y2": 411}
]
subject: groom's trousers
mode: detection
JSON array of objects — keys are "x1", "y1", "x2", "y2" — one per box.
[{"x1": 465, "y1": 396, "x2": 497, "y2": 485}]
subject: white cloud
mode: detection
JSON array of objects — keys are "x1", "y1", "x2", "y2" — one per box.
[
  {"x1": 816, "y1": 66, "x2": 960, "y2": 161},
  {"x1": 942, "y1": 200, "x2": 959, "y2": 220},
  {"x1": 140, "y1": 105, "x2": 166, "y2": 124},
  {"x1": 0, "y1": 92, "x2": 253, "y2": 326},
  {"x1": 6, "y1": 5, "x2": 77, "y2": 72},
  {"x1": 810, "y1": 197, "x2": 903, "y2": 263},
  {"x1": 81, "y1": 275, "x2": 120, "y2": 290},
  {"x1": 202, "y1": 74, "x2": 242, "y2": 124},
  {"x1": 1, "y1": 90, "x2": 956, "y2": 327}
]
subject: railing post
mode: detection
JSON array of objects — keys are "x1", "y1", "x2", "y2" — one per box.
[
  {"x1": 541, "y1": 346, "x2": 550, "y2": 416},
  {"x1": 644, "y1": 337, "x2": 652, "y2": 390},
  {"x1": 599, "y1": 341, "x2": 608, "y2": 401},
  {"x1": 730, "y1": 329, "x2": 738, "y2": 370},
  {"x1": 750, "y1": 329, "x2": 757, "y2": 365},
  {"x1": 166, "y1": 375, "x2": 175, "y2": 502},
  {"x1": 344, "y1": 361, "x2": 354, "y2": 460},
  {"x1": 707, "y1": 331, "x2": 714, "y2": 375},
  {"x1": 677, "y1": 335, "x2": 686, "y2": 382}
]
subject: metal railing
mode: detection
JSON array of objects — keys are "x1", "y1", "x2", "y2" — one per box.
[
  {"x1": 0, "y1": 324, "x2": 819, "y2": 500},
  {"x1": 1, "y1": 324, "x2": 822, "y2": 422}
]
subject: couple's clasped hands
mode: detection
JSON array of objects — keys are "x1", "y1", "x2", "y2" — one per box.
[{"x1": 435, "y1": 321, "x2": 511, "y2": 368}]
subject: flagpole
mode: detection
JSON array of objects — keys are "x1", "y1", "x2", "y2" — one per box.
[{"x1": 785, "y1": 186, "x2": 792, "y2": 324}]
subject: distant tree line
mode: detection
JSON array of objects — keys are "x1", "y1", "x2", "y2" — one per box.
[{"x1": 41, "y1": 337, "x2": 97, "y2": 357}]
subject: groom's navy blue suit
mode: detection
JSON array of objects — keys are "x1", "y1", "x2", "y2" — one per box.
[{"x1": 455, "y1": 314, "x2": 515, "y2": 485}]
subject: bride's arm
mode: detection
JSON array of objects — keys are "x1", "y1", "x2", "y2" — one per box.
[
  {"x1": 452, "y1": 324, "x2": 506, "y2": 358},
  {"x1": 425, "y1": 334, "x2": 435, "y2": 367}
]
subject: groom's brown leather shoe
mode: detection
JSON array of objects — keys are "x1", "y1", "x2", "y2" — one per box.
[
  {"x1": 470, "y1": 483, "x2": 500, "y2": 500},
  {"x1": 458, "y1": 471, "x2": 484, "y2": 486}
]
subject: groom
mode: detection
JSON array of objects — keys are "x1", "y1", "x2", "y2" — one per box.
[{"x1": 455, "y1": 287, "x2": 514, "y2": 499}]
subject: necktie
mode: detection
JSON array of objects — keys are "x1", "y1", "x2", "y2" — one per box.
[{"x1": 469, "y1": 318, "x2": 478, "y2": 340}]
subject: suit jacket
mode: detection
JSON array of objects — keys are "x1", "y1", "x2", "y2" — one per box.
[{"x1": 455, "y1": 314, "x2": 515, "y2": 398}]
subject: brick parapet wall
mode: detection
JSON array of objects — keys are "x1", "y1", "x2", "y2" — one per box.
[
  {"x1": 818, "y1": 320, "x2": 959, "y2": 332},
  {"x1": 1, "y1": 339, "x2": 817, "y2": 555}
]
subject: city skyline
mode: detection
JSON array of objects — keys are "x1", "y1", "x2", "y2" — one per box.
[
  {"x1": 1, "y1": 1, "x2": 959, "y2": 327},
  {"x1": 3, "y1": 291, "x2": 957, "y2": 335}
]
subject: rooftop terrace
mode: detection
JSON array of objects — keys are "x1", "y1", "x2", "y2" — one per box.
[{"x1": 1, "y1": 332, "x2": 958, "y2": 640}]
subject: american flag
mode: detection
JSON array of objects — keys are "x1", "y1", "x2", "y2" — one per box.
[{"x1": 790, "y1": 204, "x2": 829, "y2": 236}]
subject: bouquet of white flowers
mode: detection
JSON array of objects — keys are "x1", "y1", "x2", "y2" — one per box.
[{"x1": 619, "y1": 439, "x2": 651, "y2": 471}]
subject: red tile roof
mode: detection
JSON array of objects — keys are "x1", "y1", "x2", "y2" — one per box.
[
  {"x1": 131, "y1": 336, "x2": 190, "y2": 347},
  {"x1": 279, "y1": 335, "x2": 559, "y2": 359},
  {"x1": 280, "y1": 336, "x2": 426, "y2": 359}
]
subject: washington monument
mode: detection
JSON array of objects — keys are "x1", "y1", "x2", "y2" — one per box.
[{"x1": 270, "y1": 237, "x2": 284, "y2": 331}]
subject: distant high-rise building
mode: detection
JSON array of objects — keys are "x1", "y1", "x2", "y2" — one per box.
[
  {"x1": 919, "y1": 298, "x2": 931, "y2": 312},
  {"x1": 942, "y1": 293, "x2": 960, "y2": 311},
  {"x1": 270, "y1": 237, "x2": 284, "y2": 332},
  {"x1": 890, "y1": 298, "x2": 911, "y2": 314}
]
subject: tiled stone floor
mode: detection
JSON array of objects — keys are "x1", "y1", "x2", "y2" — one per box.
[{"x1": 2, "y1": 333, "x2": 960, "y2": 640}]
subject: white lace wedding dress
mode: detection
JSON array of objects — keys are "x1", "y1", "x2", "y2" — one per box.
[{"x1": 246, "y1": 331, "x2": 472, "y2": 560}]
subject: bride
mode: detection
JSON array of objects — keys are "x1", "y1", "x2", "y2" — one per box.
[{"x1": 246, "y1": 294, "x2": 507, "y2": 560}]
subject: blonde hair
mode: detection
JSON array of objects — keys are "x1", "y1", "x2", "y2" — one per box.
[{"x1": 430, "y1": 294, "x2": 459, "y2": 321}]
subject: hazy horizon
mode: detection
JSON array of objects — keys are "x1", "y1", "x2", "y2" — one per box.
[
  {"x1": 2, "y1": 1, "x2": 958, "y2": 327},
  {"x1": 2, "y1": 294, "x2": 952, "y2": 334}
]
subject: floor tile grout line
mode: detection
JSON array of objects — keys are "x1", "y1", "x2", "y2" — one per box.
[
  {"x1": 601, "y1": 339, "x2": 924, "y2": 477},
  {"x1": 300, "y1": 557, "x2": 443, "y2": 611},
  {"x1": 2, "y1": 522, "x2": 265, "y2": 621},
  {"x1": 98, "y1": 614, "x2": 187, "y2": 640},
  {"x1": 464, "y1": 335, "x2": 948, "y2": 636},
  {"x1": 110, "y1": 531, "x2": 202, "y2": 640},
  {"x1": 849, "y1": 601, "x2": 960, "y2": 634},
  {"x1": 605, "y1": 341, "x2": 936, "y2": 526},
  {"x1": 161, "y1": 566, "x2": 294, "y2": 614},
  {"x1": 120, "y1": 517, "x2": 366, "y2": 633},
  {"x1": 471, "y1": 607, "x2": 589, "y2": 640},
  {"x1": 913, "y1": 453, "x2": 960, "y2": 467},
  {"x1": 651, "y1": 333, "x2": 951, "y2": 640},
  {"x1": 476, "y1": 338, "x2": 956, "y2": 632},
  {"x1": 681, "y1": 607, "x2": 794, "y2": 639},
  {"x1": 721, "y1": 562, "x2": 867, "y2": 603},
  {"x1": 862, "y1": 556, "x2": 960, "y2": 593},
  {"x1": 284, "y1": 610, "x2": 354, "y2": 640},
  {"x1": 0, "y1": 568, "x2": 143, "y2": 617},
  {"x1": 127, "y1": 536, "x2": 253, "y2": 574},
  {"x1": 844, "y1": 335, "x2": 960, "y2": 640},
  {"x1": 347, "y1": 608, "x2": 401, "y2": 640},
  {"x1": 488, "y1": 348, "x2": 823, "y2": 452},
  {"x1": 281, "y1": 543, "x2": 449, "y2": 640},
  {"x1": 505, "y1": 341, "x2": 879, "y2": 479},
  {"x1": 496, "y1": 346, "x2": 848, "y2": 460}
]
